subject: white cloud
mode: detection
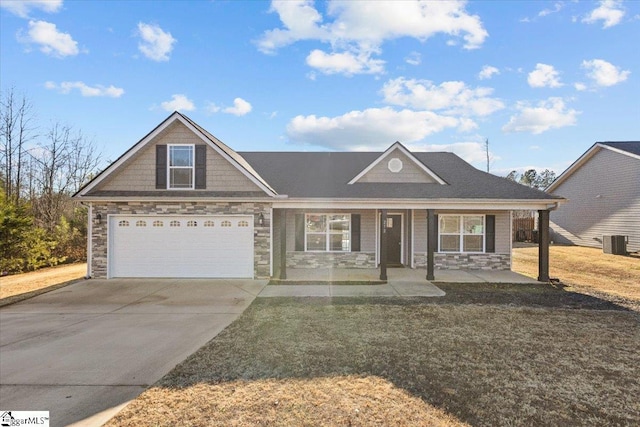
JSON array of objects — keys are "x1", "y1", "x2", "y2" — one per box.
[
  {"x1": 257, "y1": 0, "x2": 488, "y2": 75},
  {"x1": 478, "y1": 65, "x2": 499, "y2": 80},
  {"x1": 286, "y1": 107, "x2": 459, "y2": 150},
  {"x1": 581, "y1": 59, "x2": 630, "y2": 86},
  {"x1": 527, "y1": 63, "x2": 563, "y2": 88},
  {"x1": 136, "y1": 22, "x2": 176, "y2": 61},
  {"x1": 45, "y1": 81, "x2": 124, "y2": 97},
  {"x1": 502, "y1": 97, "x2": 579, "y2": 134},
  {"x1": 405, "y1": 51, "x2": 421, "y2": 66},
  {"x1": 381, "y1": 77, "x2": 504, "y2": 117},
  {"x1": 20, "y1": 20, "x2": 79, "y2": 57},
  {"x1": 582, "y1": 0, "x2": 625, "y2": 28},
  {"x1": 538, "y1": 2, "x2": 564, "y2": 17},
  {"x1": 411, "y1": 141, "x2": 499, "y2": 166},
  {"x1": 574, "y1": 82, "x2": 587, "y2": 91},
  {"x1": 1, "y1": 0, "x2": 62, "y2": 18},
  {"x1": 223, "y1": 98, "x2": 252, "y2": 116},
  {"x1": 160, "y1": 94, "x2": 195, "y2": 112},
  {"x1": 305, "y1": 49, "x2": 385, "y2": 75}
]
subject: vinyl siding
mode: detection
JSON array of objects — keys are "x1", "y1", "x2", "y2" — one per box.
[
  {"x1": 96, "y1": 121, "x2": 260, "y2": 193},
  {"x1": 550, "y1": 148, "x2": 640, "y2": 252},
  {"x1": 356, "y1": 149, "x2": 438, "y2": 183},
  {"x1": 414, "y1": 210, "x2": 510, "y2": 254}
]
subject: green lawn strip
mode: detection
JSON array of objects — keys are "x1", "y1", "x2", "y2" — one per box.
[{"x1": 109, "y1": 289, "x2": 640, "y2": 426}]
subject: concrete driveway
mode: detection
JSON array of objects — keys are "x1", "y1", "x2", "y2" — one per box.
[{"x1": 0, "y1": 278, "x2": 267, "y2": 427}]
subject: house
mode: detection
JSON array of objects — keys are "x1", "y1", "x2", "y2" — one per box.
[
  {"x1": 546, "y1": 141, "x2": 640, "y2": 253},
  {"x1": 74, "y1": 112, "x2": 563, "y2": 281}
]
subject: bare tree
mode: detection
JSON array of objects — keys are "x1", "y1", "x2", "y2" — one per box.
[
  {"x1": 30, "y1": 123, "x2": 101, "y2": 231},
  {"x1": 0, "y1": 88, "x2": 36, "y2": 204}
]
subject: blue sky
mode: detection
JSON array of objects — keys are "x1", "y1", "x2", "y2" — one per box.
[{"x1": 1, "y1": 0, "x2": 638, "y2": 176}]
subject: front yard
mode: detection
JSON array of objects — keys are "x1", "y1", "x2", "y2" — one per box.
[
  {"x1": 108, "y1": 284, "x2": 639, "y2": 427},
  {"x1": 513, "y1": 245, "x2": 640, "y2": 310}
]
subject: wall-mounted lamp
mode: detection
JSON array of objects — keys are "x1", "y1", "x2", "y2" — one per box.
[
  {"x1": 93, "y1": 213, "x2": 102, "y2": 226},
  {"x1": 258, "y1": 213, "x2": 264, "y2": 226}
]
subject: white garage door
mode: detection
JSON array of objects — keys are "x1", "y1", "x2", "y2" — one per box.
[{"x1": 109, "y1": 215, "x2": 254, "y2": 278}]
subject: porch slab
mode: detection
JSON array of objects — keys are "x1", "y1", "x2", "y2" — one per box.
[{"x1": 431, "y1": 269, "x2": 539, "y2": 284}]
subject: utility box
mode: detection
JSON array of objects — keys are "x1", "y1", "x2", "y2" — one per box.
[{"x1": 603, "y1": 235, "x2": 627, "y2": 255}]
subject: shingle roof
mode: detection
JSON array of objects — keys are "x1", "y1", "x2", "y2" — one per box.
[
  {"x1": 599, "y1": 141, "x2": 640, "y2": 156},
  {"x1": 240, "y1": 151, "x2": 559, "y2": 200}
]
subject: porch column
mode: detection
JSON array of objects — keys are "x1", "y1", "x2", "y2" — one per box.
[
  {"x1": 279, "y1": 209, "x2": 287, "y2": 280},
  {"x1": 380, "y1": 209, "x2": 388, "y2": 281},
  {"x1": 426, "y1": 209, "x2": 436, "y2": 281},
  {"x1": 537, "y1": 209, "x2": 550, "y2": 282}
]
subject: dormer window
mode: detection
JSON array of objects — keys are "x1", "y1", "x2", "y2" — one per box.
[{"x1": 168, "y1": 145, "x2": 194, "y2": 189}]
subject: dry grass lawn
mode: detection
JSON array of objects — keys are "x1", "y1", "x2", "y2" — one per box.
[
  {"x1": 513, "y1": 245, "x2": 640, "y2": 308},
  {"x1": 0, "y1": 263, "x2": 86, "y2": 305},
  {"x1": 108, "y1": 287, "x2": 639, "y2": 427}
]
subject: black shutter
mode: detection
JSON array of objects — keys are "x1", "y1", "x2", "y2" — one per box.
[
  {"x1": 486, "y1": 215, "x2": 495, "y2": 253},
  {"x1": 351, "y1": 214, "x2": 361, "y2": 252},
  {"x1": 295, "y1": 214, "x2": 305, "y2": 251},
  {"x1": 434, "y1": 214, "x2": 438, "y2": 251},
  {"x1": 156, "y1": 145, "x2": 167, "y2": 189},
  {"x1": 195, "y1": 145, "x2": 206, "y2": 189}
]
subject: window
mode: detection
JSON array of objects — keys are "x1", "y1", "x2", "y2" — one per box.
[
  {"x1": 439, "y1": 215, "x2": 484, "y2": 253},
  {"x1": 238, "y1": 220, "x2": 249, "y2": 227},
  {"x1": 204, "y1": 220, "x2": 215, "y2": 227},
  {"x1": 136, "y1": 220, "x2": 146, "y2": 227},
  {"x1": 168, "y1": 145, "x2": 194, "y2": 189},
  {"x1": 187, "y1": 220, "x2": 197, "y2": 227},
  {"x1": 170, "y1": 220, "x2": 180, "y2": 227},
  {"x1": 153, "y1": 220, "x2": 163, "y2": 227},
  {"x1": 221, "y1": 220, "x2": 231, "y2": 227},
  {"x1": 305, "y1": 214, "x2": 350, "y2": 252},
  {"x1": 118, "y1": 220, "x2": 129, "y2": 227}
]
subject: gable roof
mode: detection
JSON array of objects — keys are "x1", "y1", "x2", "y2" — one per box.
[
  {"x1": 347, "y1": 141, "x2": 446, "y2": 185},
  {"x1": 240, "y1": 151, "x2": 560, "y2": 200},
  {"x1": 75, "y1": 112, "x2": 277, "y2": 197},
  {"x1": 547, "y1": 141, "x2": 640, "y2": 193}
]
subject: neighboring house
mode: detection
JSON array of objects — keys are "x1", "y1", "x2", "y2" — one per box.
[
  {"x1": 74, "y1": 112, "x2": 563, "y2": 281},
  {"x1": 546, "y1": 141, "x2": 640, "y2": 253}
]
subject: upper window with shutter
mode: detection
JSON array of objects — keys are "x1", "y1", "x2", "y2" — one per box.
[
  {"x1": 168, "y1": 145, "x2": 194, "y2": 189},
  {"x1": 157, "y1": 144, "x2": 206, "y2": 190}
]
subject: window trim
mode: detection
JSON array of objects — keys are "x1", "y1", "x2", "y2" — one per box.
[
  {"x1": 167, "y1": 144, "x2": 195, "y2": 190},
  {"x1": 304, "y1": 213, "x2": 351, "y2": 252},
  {"x1": 438, "y1": 214, "x2": 485, "y2": 253}
]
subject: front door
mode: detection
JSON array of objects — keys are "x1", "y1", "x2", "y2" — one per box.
[{"x1": 386, "y1": 214, "x2": 402, "y2": 266}]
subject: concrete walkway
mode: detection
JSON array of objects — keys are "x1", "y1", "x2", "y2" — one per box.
[
  {"x1": 259, "y1": 267, "x2": 539, "y2": 298},
  {"x1": 0, "y1": 278, "x2": 267, "y2": 427}
]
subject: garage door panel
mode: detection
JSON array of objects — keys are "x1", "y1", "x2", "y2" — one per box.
[{"x1": 109, "y1": 215, "x2": 254, "y2": 278}]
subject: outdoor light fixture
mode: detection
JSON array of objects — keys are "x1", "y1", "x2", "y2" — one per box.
[
  {"x1": 94, "y1": 213, "x2": 102, "y2": 225},
  {"x1": 258, "y1": 213, "x2": 264, "y2": 226}
]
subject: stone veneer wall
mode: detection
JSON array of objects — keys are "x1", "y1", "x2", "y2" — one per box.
[
  {"x1": 287, "y1": 252, "x2": 376, "y2": 269},
  {"x1": 91, "y1": 202, "x2": 270, "y2": 279},
  {"x1": 414, "y1": 252, "x2": 510, "y2": 270}
]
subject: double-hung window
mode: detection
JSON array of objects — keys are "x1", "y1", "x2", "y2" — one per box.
[
  {"x1": 305, "y1": 214, "x2": 350, "y2": 252},
  {"x1": 439, "y1": 215, "x2": 485, "y2": 253},
  {"x1": 168, "y1": 145, "x2": 194, "y2": 189}
]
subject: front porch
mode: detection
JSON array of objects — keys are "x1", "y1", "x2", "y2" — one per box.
[
  {"x1": 275, "y1": 267, "x2": 538, "y2": 284},
  {"x1": 271, "y1": 208, "x2": 552, "y2": 283}
]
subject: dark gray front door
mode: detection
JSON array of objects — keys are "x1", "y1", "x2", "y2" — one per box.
[{"x1": 386, "y1": 214, "x2": 402, "y2": 265}]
